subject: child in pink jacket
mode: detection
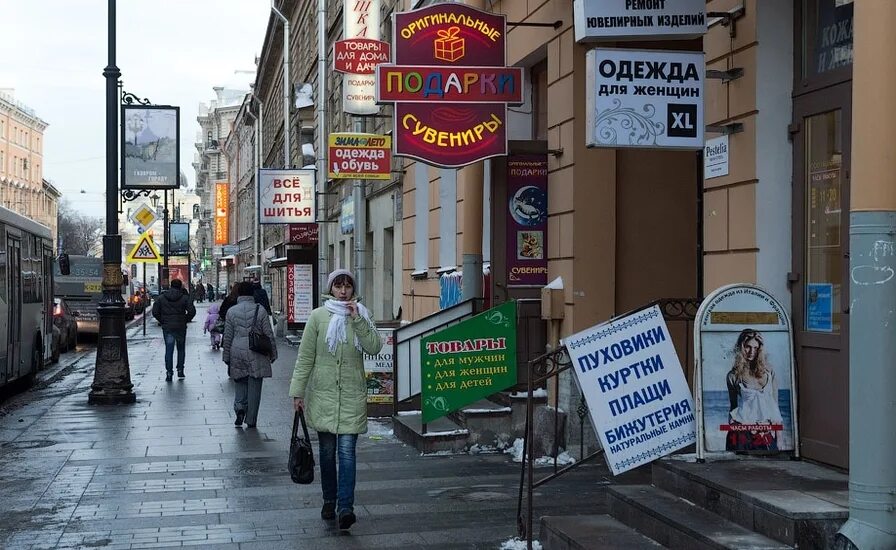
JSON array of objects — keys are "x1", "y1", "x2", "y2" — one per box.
[{"x1": 204, "y1": 303, "x2": 223, "y2": 350}]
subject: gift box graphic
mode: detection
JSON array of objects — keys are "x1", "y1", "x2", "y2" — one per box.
[{"x1": 434, "y1": 26, "x2": 465, "y2": 62}]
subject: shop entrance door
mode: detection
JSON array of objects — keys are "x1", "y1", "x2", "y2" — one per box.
[{"x1": 791, "y1": 82, "x2": 851, "y2": 468}]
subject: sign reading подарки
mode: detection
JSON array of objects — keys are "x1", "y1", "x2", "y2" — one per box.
[{"x1": 563, "y1": 305, "x2": 696, "y2": 475}]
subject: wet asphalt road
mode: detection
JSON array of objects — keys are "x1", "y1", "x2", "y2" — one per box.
[{"x1": 0, "y1": 301, "x2": 616, "y2": 549}]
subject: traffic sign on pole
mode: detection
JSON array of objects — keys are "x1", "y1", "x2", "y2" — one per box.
[{"x1": 126, "y1": 233, "x2": 162, "y2": 264}]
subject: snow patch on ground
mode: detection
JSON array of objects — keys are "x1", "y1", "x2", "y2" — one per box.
[
  {"x1": 509, "y1": 389, "x2": 547, "y2": 399},
  {"x1": 366, "y1": 419, "x2": 394, "y2": 438},
  {"x1": 500, "y1": 537, "x2": 542, "y2": 550},
  {"x1": 504, "y1": 438, "x2": 577, "y2": 466}
]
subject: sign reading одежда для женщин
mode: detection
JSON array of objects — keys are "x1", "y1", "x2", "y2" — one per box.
[
  {"x1": 586, "y1": 48, "x2": 705, "y2": 150},
  {"x1": 563, "y1": 304, "x2": 696, "y2": 475},
  {"x1": 421, "y1": 301, "x2": 517, "y2": 423}
]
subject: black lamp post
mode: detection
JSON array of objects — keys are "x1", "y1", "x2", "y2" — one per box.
[{"x1": 89, "y1": 0, "x2": 135, "y2": 404}]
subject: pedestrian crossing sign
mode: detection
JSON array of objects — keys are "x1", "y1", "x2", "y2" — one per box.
[{"x1": 126, "y1": 233, "x2": 162, "y2": 264}]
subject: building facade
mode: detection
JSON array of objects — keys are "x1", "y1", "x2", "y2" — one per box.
[
  {"x1": 0, "y1": 89, "x2": 59, "y2": 245},
  {"x1": 194, "y1": 87, "x2": 247, "y2": 288}
]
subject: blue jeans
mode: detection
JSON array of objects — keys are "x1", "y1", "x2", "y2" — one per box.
[
  {"x1": 162, "y1": 330, "x2": 186, "y2": 374},
  {"x1": 317, "y1": 432, "x2": 358, "y2": 513},
  {"x1": 233, "y1": 376, "x2": 263, "y2": 425}
]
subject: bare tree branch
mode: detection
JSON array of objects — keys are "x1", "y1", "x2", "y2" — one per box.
[{"x1": 57, "y1": 198, "x2": 103, "y2": 255}]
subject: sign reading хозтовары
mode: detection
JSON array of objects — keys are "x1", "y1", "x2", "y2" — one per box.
[
  {"x1": 573, "y1": 0, "x2": 707, "y2": 42},
  {"x1": 586, "y1": 48, "x2": 704, "y2": 150},
  {"x1": 562, "y1": 305, "x2": 696, "y2": 475}
]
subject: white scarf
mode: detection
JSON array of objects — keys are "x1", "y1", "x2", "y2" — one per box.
[{"x1": 325, "y1": 299, "x2": 373, "y2": 354}]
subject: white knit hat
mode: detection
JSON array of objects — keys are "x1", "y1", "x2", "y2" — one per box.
[{"x1": 326, "y1": 269, "x2": 355, "y2": 293}]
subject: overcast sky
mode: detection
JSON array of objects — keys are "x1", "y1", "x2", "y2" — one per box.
[{"x1": 0, "y1": 0, "x2": 271, "y2": 218}]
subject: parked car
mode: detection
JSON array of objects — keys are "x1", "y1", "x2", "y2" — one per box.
[{"x1": 53, "y1": 298, "x2": 78, "y2": 353}]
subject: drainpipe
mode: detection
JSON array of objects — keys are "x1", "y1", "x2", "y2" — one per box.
[
  {"x1": 250, "y1": 95, "x2": 263, "y2": 268},
  {"x1": 271, "y1": 2, "x2": 291, "y2": 168},
  {"x1": 353, "y1": 117, "x2": 366, "y2": 300},
  {"x1": 836, "y1": 1, "x2": 896, "y2": 548},
  {"x1": 317, "y1": 0, "x2": 329, "y2": 294}
]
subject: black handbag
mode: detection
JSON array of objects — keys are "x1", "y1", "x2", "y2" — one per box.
[
  {"x1": 288, "y1": 410, "x2": 314, "y2": 484},
  {"x1": 248, "y1": 305, "x2": 273, "y2": 356}
]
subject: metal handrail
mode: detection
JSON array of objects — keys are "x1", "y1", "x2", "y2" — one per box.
[{"x1": 516, "y1": 298, "x2": 702, "y2": 548}]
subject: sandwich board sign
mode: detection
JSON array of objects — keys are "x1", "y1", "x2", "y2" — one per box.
[
  {"x1": 563, "y1": 304, "x2": 696, "y2": 475},
  {"x1": 126, "y1": 233, "x2": 162, "y2": 264}
]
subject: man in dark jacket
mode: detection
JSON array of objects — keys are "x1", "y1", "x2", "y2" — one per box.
[
  {"x1": 151, "y1": 278, "x2": 196, "y2": 381},
  {"x1": 252, "y1": 277, "x2": 273, "y2": 316}
]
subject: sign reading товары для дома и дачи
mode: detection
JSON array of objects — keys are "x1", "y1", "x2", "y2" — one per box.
[{"x1": 563, "y1": 305, "x2": 696, "y2": 475}]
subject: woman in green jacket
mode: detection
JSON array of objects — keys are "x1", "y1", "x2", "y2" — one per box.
[{"x1": 290, "y1": 269, "x2": 382, "y2": 530}]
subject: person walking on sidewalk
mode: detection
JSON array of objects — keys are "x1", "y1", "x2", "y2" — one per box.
[
  {"x1": 289, "y1": 269, "x2": 382, "y2": 531},
  {"x1": 223, "y1": 281, "x2": 278, "y2": 428},
  {"x1": 151, "y1": 278, "x2": 196, "y2": 382}
]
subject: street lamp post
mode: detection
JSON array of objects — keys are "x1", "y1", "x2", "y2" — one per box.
[{"x1": 89, "y1": 0, "x2": 135, "y2": 404}]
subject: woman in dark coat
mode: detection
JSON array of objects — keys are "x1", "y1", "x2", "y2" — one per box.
[
  {"x1": 223, "y1": 282, "x2": 277, "y2": 428},
  {"x1": 218, "y1": 283, "x2": 239, "y2": 320}
]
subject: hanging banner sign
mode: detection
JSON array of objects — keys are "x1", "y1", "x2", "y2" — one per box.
[
  {"x1": 573, "y1": 0, "x2": 707, "y2": 43},
  {"x1": 328, "y1": 133, "x2": 392, "y2": 180},
  {"x1": 421, "y1": 301, "x2": 517, "y2": 423},
  {"x1": 287, "y1": 263, "x2": 314, "y2": 324},
  {"x1": 334, "y1": 38, "x2": 390, "y2": 74},
  {"x1": 364, "y1": 329, "x2": 395, "y2": 404},
  {"x1": 121, "y1": 105, "x2": 180, "y2": 190},
  {"x1": 343, "y1": 0, "x2": 383, "y2": 115},
  {"x1": 377, "y1": 3, "x2": 521, "y2": 168},
  {"x1": 258, "y1": 169, "x2": 316, "y2": 224},
  {"x1": 288, "y1": 223, "x2": 319, "y2": 244},
  {"x1": 506, "y1": 155, "x2": 548, "y2": 286},
  {"x1": 214, "y1": 182, "x2": 229, "y2": 245},
  {"x1": 586, "y1": 48, "x2": 705, "y2": 150},
  {"x1": 563, "y1": 305, "x2": 696, "y2": 475},
  {"x1": 694, "y1": 284, "x2": 798, "y2": 459}
]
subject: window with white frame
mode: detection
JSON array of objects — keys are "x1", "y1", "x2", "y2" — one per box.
[{"x1": 413, "y1": 165, "x2": 429, "y2": 277}]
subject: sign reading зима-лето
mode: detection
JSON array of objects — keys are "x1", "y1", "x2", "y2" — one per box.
[
  {"x1": 421, "y1": 301, "x2": 517, "y2": 423},
  {"x1": 573, "y1": 0, "x2": 707, "y2": 42}
]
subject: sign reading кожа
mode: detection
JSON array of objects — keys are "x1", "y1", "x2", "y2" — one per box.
[
  {"x1": 563, "y1": 304, "x2": 696, "y2": 475},
  {"x1": 573, "y1": 0, "x2": 707, "y2": 42},
  {"x1": 258, "y1": 169, "x2": 316, "y2": 224},
  {"x1": 586, "y1": 48, "x2": 705, "y2": 150}
]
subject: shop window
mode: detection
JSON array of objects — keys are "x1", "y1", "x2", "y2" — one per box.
[
  {"x1": 804, "y1": 110, "x2": 842, "y2": 333},
  {"x1": 802, "y1": 0, "x2": 853, "y2": 80}
]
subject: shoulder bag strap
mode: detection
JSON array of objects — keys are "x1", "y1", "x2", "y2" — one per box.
[
  {"x1": 292, "y1": 410, "x2": 301, "y2": 438},
  {"x1": 298, "y1": 409, "x2": 311, "y2": 440},
  {"x1": 251, "y1": 304, "x2": 260, "y2": 330}
]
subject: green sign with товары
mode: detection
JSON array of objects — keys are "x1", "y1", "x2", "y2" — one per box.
[{"x1": 421, "y1": 301, "x2": 517, "y2": 423}]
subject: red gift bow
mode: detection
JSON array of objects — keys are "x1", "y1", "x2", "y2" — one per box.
[{"x1": 437, "y1": 26, "x2": 461, "y2": 41}]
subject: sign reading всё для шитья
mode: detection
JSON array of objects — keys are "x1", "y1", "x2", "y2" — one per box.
[
  {"x1": 421, "y1": 301, "x2": 517, "y2": 423},
  {"x1": 376, "y1": 3, "x2": 524, "y2": 168}
]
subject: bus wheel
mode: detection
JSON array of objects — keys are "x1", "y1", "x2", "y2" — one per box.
[{"x1": 32, "y1": 339, "x2": 44, "y2": 374}]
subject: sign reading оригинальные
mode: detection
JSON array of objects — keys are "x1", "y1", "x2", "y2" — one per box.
[
  {"x1": 421, "y1": 301, "x2": 517, "y2": 423},
  {"x1": 573, "y1": 0, "x2": 707, "y2": 42},
  {"x1": 376, "y1": 3, "x2": 523, "y2": 168},
  {"x1": 563, "y1": 305, "x2": 696, "y2": 475},
  {"x1": 586, "y1": 48, "x2": 705, "y2": 150}
]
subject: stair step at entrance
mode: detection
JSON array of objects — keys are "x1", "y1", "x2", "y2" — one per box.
[
  {"x1": 392, "y1": 412, "x2": 469, "y2": 453},
  {"x1": 608, "y1": 485, "x2": 792, "y2": 550},
  {"x1": 450, "y1": 398, "x2": 513, "y2": 449},
  {"x1": 541, "y1": 514, "x2": 667, "y2": 550},
  {"x1": 652, "y1": 458, "x2": 848, "y2": 548}
]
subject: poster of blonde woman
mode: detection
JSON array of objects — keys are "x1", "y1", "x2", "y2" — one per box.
[{"x1": 695, "y1": 285, "x2": 797, "y2": 456}]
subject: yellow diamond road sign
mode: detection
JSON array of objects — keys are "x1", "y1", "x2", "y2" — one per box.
[
  {"x1": 130, "y1": 204, "x2": 158, "y2": 232},
  {"x1": 126, "y1": 233, "x2": 162, "y2": 264}
]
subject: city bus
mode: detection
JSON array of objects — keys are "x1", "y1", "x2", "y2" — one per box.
[
  {"x1": 53, "y1": 255, "x2": 135, "y2": 334},
  {"x1": 0, "y1": 206, "x2": 54, "y2": 390}
]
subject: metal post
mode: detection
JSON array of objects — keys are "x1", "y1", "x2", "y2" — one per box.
[
  {"x1": 89, "y1": 0, "x2": 134, "y2": 404},
  {"x1": 353, "y1": 117, "x2": 366, "y2": 297},
  {"x1": 317, "y1": 0, "x2": 329, "y2": 296},
  {"x1": 163, "y1": 190, "x2": 169, "y2": 286},
  {"x1": 142, "y1": 262, "x2": 146, "y2": 336}
]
